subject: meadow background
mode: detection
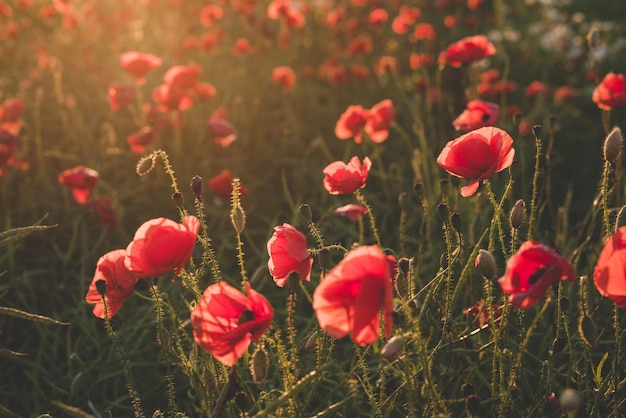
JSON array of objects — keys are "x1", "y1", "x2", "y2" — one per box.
[{"x1": 2, "y1": 0, "x2": 626, "y2": 417}]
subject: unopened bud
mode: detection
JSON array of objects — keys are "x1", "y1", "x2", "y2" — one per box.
[
  {"x1": 603, "y1": 126, "x2": 623, "y2": 164},
  {"x1": 510, "y1": 199, "x2": 526, "y2": 229},
  {"x1": 413, "y1": 182, "x2": 424, "y2": 201},
  {"x1": 437, "y1": 202, "x2": 449, "y2": 223},
  {"x1": 532, "y1": 124, "x2": 542, "y2": 138},
  {"x1": 191, "y1": 175, "x2": 203, "y2": 201},
  {"x1": 398, "y1": 192, "x2": 411, "y2": 211},
  {"x1": 559, "y1": 296, "x2": 569, "y2": 312},
  {"x1": 450, "y1": 212, "x2": 462, "y2": 232},
  {"x1": 299, "y1": 204, "x2": 312, "y2": 222},
  {"x1": 559, "y1": 388, "x2": 581, "y2": 412},
  {"x1": 551, "y1": 336, "x2": 566, "y2": 355},
  {"x1": 461, "y1": 383, "x2": 474, "y2": 397},
  {"x1": 381, "y1": 335, "x2": 406, "y2": 360},
  {"x1": 398, "y1": 257, "x2": 411, "y2": 277},
  {"x1": 512, "y1": 112, "x2": 522, "y2": 125},
  {"x1": 172, "y1": 192, "x2": 184, "y2": 209},
  {"x1": 466, "y1": 394, "x2": 481, "y2": 415},
  {"x1": 475, "y1": 249, "x2": 496, "y2": 279},
  {"x1": 304, "y1": 330, "x2": 319, "y2": 351},
  {"x1": 249, "y1": 347, "x2": 269, "y2": 386},
  {"x1": 586, "y1": 27, "x2": 600, "y2": 49},
  {"x1": 95, "y1": 279, "x2": 107, "y2": 297},
  {"x1": 136, "y1": 155, "x2": 156, "y2": 176},
  {"x1": 230, "y1": 203, "x2": 246, "y2": 233}
]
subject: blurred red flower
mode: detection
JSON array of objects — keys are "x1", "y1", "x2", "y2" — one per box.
[
  {"x1": 200, "y1": 4, "x2": 223, "y2": 26},
  {"x1": 108, "y1": 84, "x2": 134, "y2": 112},
  {"x1": 391, "y1": 6, "x2": 421, "y2": 34},
  {"x1": 313, "y1": 245, "x2": 396, "y2": 346},
  {"x1": 374, "y1": 56, "x2": 399, "y2": 75},
  {"x1": 524, "y1": 81, "x2": 549, "y2": 98},
  {"x1": 0, "y1": 129, "x2": 18, "y2": 175},
  {"x1": 127, "y1": 126, "x2": 154, "y2": 154},
  {"x1": 272, "y1": 66, "x2": 296, "y2": 92},
  {"x1": 125, "y1": 216, "x2": 200, "y2": 279},
  {"x1": 85, "y1": 249, "x2": 138, "y2": 319},
  {"x1": 58, "y1": 165, "x2": 99, "y2": 204},
  {"x1": 207, "y1": 118, "x2": 237, "y2": 148},
  {"x1": 335, "y1": 105, "x2": 370, "y2": 143},
  {"x1": 498, "y1": 241, "x2": 576, "y2": 308},
  {"x1": 593, "y1": 226, "x2": 626, "y2": 309},
  {"x1": 439, "y1": 35, "x2": 496, "y2": 68},
  {"x1": 452, "y1": 100, "x2": 499, "y2": 132},
  {"x1": 463, "y1": 298, "x2": 502, "y2": 328},
  {"x1": 592, "y1": 72, "x2": 626, "y2": 110},
  {"x1": 152, "y1": 83, "x2": 193, "y2": 112},
  {"x1": 414, "y1": 23, "x2": 436, "y2": 41},
  {"x1": 120, "y1": 51, "x2": 162, "y2": 84},
  {"x1": 323, "y1": 156, "x2": 371, "y2": 195},
  {"x1": 347, "y1": 35, "x2": 372, "y2": 57},
  {"x1": 409, "y1": 53, "x2": 433, "y2": 70},
  {"x1": 89, "y1": 197, "x2": 117, "y2": 228},
  {"x1": 193, "y1": 82, "x2": 217, "y2": 101},
  {"x1": 335, "y1": 203, "x2": 367, "y2": 221},
  {"x1": 164, "y1": 64, "x2": 202, "y2": 90},
  {"x1": 267, "y1": 223, "x2": 313, "y2": 287},
  {"x1": 368, "y1": 8, "x2": 388, "y2": 29},
  {"x1": 364, "y1": 99, "x2": 394, "y2": 143},
  {"x1": 437, "y1": 126, "x2": 514, "y2": 197},
  {"x1": 191, "y1": 282, "x2": 273, "y2": 366},
  {"x1": 209, "y1": 169, "x2": 248, "y2": 199},
  {"x1": 231, "y1": 38, "x2": 253, "y2": 55}
]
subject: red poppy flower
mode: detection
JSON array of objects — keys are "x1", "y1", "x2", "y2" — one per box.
[
  {"x1": 409, "y1": 53, "x2": 433, "y2": 70},
  {"x1": 108, "y1": 84, "x2": 134, "y2": 112},
  {"x1": 127, "y1": 126, "x2": 154, "y2": 154},
  {"x1": 191, "y1": 281, "x2": 273, "y2": 366},
  {"x1": 437, "y1": 126, "x2": 514, "y2": 197},
  {"x1": 120, "y1": 51, "x2": 162, "y2": 84},
  {"x1": 313, "y1": 245, "x2": 396, "y2": 346},
  {"x1": 0, "y1": 129, "x2": 17, "y2": 171},
  {"x1": 164, "y1": 64, "x2": 202, "y2": 90},
  {"x1": 272, "y1": 66, "x2": 296, "y2": 92},
  {"x1": 267, "y1": 223, "x2": 313, "y2": 287},
  {"x1": 524, "y1": 80, "x2": 549, "y2": 98},
  {"x1": 208, "y1": 169, "x2": 248, "y2": 199},
  {"x1": 335, "y1": 105, "x2": 370, "y2": 143},
  {"x1": 439, "y1": 35, "x2": 496, "y2": 68},
  {"x1": 0, "y1": 98, "x2": 25, "y2": 123},
  {"x1": 58, "y1": 166, "x2": 99, "y2": 204},
  {"x1": 125, "y1": 216, "x2": 200, "y2": 279},
  {"x1": 368, "y1": 8, "x2": 388, "y2": 29},
  {"x1": 267, "y1": 0, "x2": 291, "y2": 19},
  {"x1": 593, "y1": 226, "x2": 626, "y2": 309},
  {"x1": 200, "y1": 4, "x2": 223, "y2": 26},
  {"x1": 413, "y1": 23, "x2": 437, "y2": 41},
  {"x1": 346, "y1": 35, "x2": 373, "y2": 57},
  {"x1": 364, "y1": 99, "x2": 394, "y2": 143},
  {"x1": 463, "y1": 298, "x2": 502, "y2": 328},
  {"x1": 231, "y1": 38, "x2": 253, "y2": 56},
  {"x1": 89, "y1": 197, "x2": 117, "y2": 228},
  {"x1": 374, "y1": 56, "x2": 399, "y2": 75},
  {"x1": 498, "y1": 241, "x2": 576, "y2": 308},
  {"x1": 85, "y1": 249, "x2": 138, "y2": 319},
  {"x1": 152, "y1": 83, "x2": 193, "y2": 112},
  {"x1": 323, "y1": 156, "x2": 371, "y2": 195},
  {"x1": 592, "y1": 72, "x2": 626, "y2": 110},
  {"x1": 207, "y1": 118, "x2": 237, "y2": 147},
  {"x1": 334, "y1": 203, "x2": 367, "y2": 221},
  {"x1": 452, "y1": 100, "x2": 500, "y2": 132}
]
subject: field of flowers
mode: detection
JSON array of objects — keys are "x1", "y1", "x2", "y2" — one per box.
[{"x1": 2, "y1": 0, "x2": 626, "y2": 417}]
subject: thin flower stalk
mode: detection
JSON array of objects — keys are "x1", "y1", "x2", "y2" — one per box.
[
  {"x1": 527, "y1": 132, "x2": 542, "y2": 241},
  {"x1": 356, "y1": 190, "x2": 382, "y2": 247}
]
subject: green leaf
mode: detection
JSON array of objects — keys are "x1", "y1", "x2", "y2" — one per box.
[{"x1": 593, "y1": 351, "x2": 610, "y2": 388}]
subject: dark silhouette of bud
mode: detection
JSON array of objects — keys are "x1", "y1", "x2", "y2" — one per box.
[
  {"x1": 551, "y1": 336, "x2": 566, "y2": 355},
  {"x1": 398, "y1": 257, "x2": 411, "y2": 276},
  {"x1": 450, "y1": 212, "x2": 462, "y2": 232},
  {"x1": 532, "y1": 125, "x2": 542, "y2": 138},
  {"x1": 190, "y1": 175, "x2": 203, "y2": 201},
  {"x1": 559, "y1": 296, "x2": 569, "y2": 312},
  {"x1": 586, "y1": 27, "x2": 600, "y2": 49},
  {"x1": 512, "y1": 112, "x2": 522, "y2": 125},
  {"x1": 136, "y1": 155, "x2": 156, "y2": 176},
  {"x1": 475, "y1": 249, "x2": 496, "y2": 279},
  {"x1": 439, "y1": 178, "x2": 449, "y2": 197},
  {"x1": 172, "y1": 192, "x2": 184, "y2": 209},
  {"x1": 461, "y1": 383, "x2": 474, "y2": 397},
  {"x1": 413, "y1": 182, "x2": 424, "y2": 201},
  {"x1": 510, "y1": 199, "x2": 526, "y2": 229},
  {"x1": 437, "y1": 202, "x2": 449, "y2": 223},
  {"x1": 95, "y1": 279, "x2": 107, "y2": 297},
  {"x1": 398, "y1": 192, "x2": 411, "y2": 211},
  {"x1": 603, "y1": 126, "x2": 623, "y2": 164},
  {"x1": 299, "y1": 204, "x2": 312, "y2": 223},
  {"x1": 466, "y1": 394, "x2": 481, "y2": 415}
]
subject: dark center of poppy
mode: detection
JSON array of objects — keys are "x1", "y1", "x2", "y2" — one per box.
[
  {"x1": 527, "y1": 267, "x2": 547, "y2": 285},
  {"x1": 238, "y1": 309, "x2": 255, "y2": 324},
  {"x1": 482, "y1": 113, "x2": 491, "y2": 122}
]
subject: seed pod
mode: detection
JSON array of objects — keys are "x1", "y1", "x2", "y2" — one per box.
[
  {"x1": 398, "y1": 192, "x2": 411, "y2": 211},
  {"x1": 437, "y1": 202, "x2": 449, "y2": 223}
]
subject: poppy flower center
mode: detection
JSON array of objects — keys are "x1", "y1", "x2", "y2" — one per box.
[
  {"x1": 238, "y1": 309, "x2": 255, "y2": 324},
  {"x1": 527, "y1": 266, "x2": 547, "y2": 285}
]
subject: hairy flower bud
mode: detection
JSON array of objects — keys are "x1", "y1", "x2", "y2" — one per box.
[
  {"x1": 398, "y1": 192, "x2": 411, "y2": 211},
  {"x1": 475, "y1": 249, "x2": 496, "y2": 279},
  {"x1": 299, "y1": 203, "x2": 312, "y2": 222},
  {"x1": 451, "y1": 212, "x2": 462, "y2": 232},
  {"x1": 510, "y1": 199, "x2": 526, "y2": 229},
  {"x1": 437, "y1": 202, "x2": 449, "y2": 223},
  {"x1": 172, "y1": 192, "x2": 184, "y2": 209},
  {"x1": 603, "y1": 126, "x2": 623, "y2": 164},
  {"x1": 559, "y1": 388, "x2": 581, "y2": 412},
  {"x1": 190, "y1": 175, "x2": 203, "y2": 201},
  {"x1": 616, "y1": 205, "x2": 626, "y2": 232},
  {"x1": 532, "y1": 124, "x2": 542, "y2": 138},
  {"x1": 381, "y1": 335, "x2": 406, "y2": 360},
  {"x1": 136, "y1": 154, "x2": 156, "y2": 176},
  {"x1": 249, "y1": 347, "x2": 269, "y2": 386}
]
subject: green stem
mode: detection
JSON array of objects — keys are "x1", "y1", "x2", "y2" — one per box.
[
  {"x1": 527, "y1": 134, "x2": 542, "y2": 241},
  {"x1": 356, "y1": 190, "x2": 382, "y2": 248}
]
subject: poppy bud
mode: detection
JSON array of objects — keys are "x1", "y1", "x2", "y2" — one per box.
[
  {"x1": 249, "y1": 346, "x2": 269, "y2": 386},
  {"x1": 172, "y1": 192, "x2": 184, "y2": 209},
  {"x1": 559, "y1": 296, "x2": 569, "y2": 312},
  {"x1": 603, "y1": 126, "x2": 623, "y2": 164},
  {"x1": 413, "y1": 182, "x2": 424, "y2": 201},
  {"x1": 398, "y1": 192, "x2": 411, "y2": 211},
  {"x1": 299, "y1": 203, "x2": 312, "y2": 222},
  {"x1": 398, "y1": 257, "x2": 411, "y2": 277},
  {"x1": 512, "y1": 112, "x2": 522, "y2": 125},
  {"x1": 559, "y1": 388, "x2": 581, "y2": 412},
  {"x1": 136, "y1": 155, "x2": 156, "y2": 176},
  {"x1": 510, "y1": 199, "x2": 526, "y2": 229},
  {"x1": 304, "y1": 330, "x2": 319, "y2": 351},
  {"x1": 439, "y1": 178, "x2": 449, "y2": 197},
  {"x1": 586, "y1": 27, "x2": 600, "y2": 49},
  {"x1": 475, "y1": 249, "x2": 496, "y2": 279},
  {"x1": 318, "y1": 248, "x2": 332, "y2": 270},
  {"x1": 466, "y1": 394, "x2": 481, "y2": 415},
  {"x1": 461, "y1": 383, "x2": 474, "y2": 397},
  {"x1": 381, "y1": 335, "x2": 406, "y2": 360},
  {"x1": 231, "y1": 202, "x2": 246, "y2": 233},
  {"x1": 191, "y1": 175, "x2": 203, "y2": 201},
  {"x1": 532, "y1": 124, "x2": 542, "y2": 138},
  {"x1": 551, "y1": 336, "x2": 566, "y2": 355},
  {"x1": 437, "y1": 202, "x2": 449, "y2": 223},
  {"x1": 450, "y1": 212, "x2": 462, "y2": 232},
  {"x1": 95, "y1": 279, "x2": 107, "y2": 297}
]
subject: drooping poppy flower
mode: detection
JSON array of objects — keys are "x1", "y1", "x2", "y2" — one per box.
[
  {"x1": 498, "y1": 241, "x2": 576, "y2": 308},
  {"x1": 85, "y1": 249, "x2": 138, "y2": 319},
  {"x1": 439, "y1": 35, "x2": 496, "y2": 68},
  {"x1": 313, "y1": 245, "x2": 396, "y2": 346},
  {"x1": 152, "y1": 83, "x2": 193, "y2": 112},
  {"x1": 323, "y1": 156, "x2": 371, "y2": 195},
  {"x1": 208, "y1": 169, "x2": 248, "y2": 199},
  {"x1": 267, "y1": 223, "x2": 313, "y2": 287},
  {"x1": 592, "y1": 72, "x2": 626, "y2": 110},
  {"x1": 164, "y1": 64, "x2": 202, "y2": 90},
  {"x1": 335, "y1": 105, "x2": 370, "y2": 144},
  {"x1": 108, "y1": 84, "x2": 134, "y2": 112},
  {"x1": 334, "y1": 203, "x2": 367, "y2": 221},
  {"x1": 364, "y1": 99, "x2": 394, "y2": 143},
  {"x1": 58, "y1": 166, "x2": 99, "y2": 204},
  {"x1": 191, "y1": 281, "x2": 273, "y2": 366},
  {"x1": 120, "y1": 51, "x2": 162, "y2": 84},
  {"x1": 272, "y1": 66, "x2": 296, "y2": 92},
  {"x1": 452, "y1": 100, "x2": 500, "y2": 132},
  {"x1": 127, "y1": 126, "x2": 155, "y2": 154},
  {"x1": 207, "y1": 118, "x2": 237, "y2": 147},
  {"x1": 437, "y1": 126, "x2": 514, "y2": 197},
  {"x1": 593, "y1": 226, "x2": 626, "y2": 309},
  {"x1": 125, "y1": 216, "x2": 200, "y2": 279},
  {"x1": 463, "y1": 298, "x2": 502, "y2": 329}
]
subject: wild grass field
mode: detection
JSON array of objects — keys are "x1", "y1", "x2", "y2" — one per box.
[{"x1": 2, "y1": 0, "x2": 626, "y2": 417}]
